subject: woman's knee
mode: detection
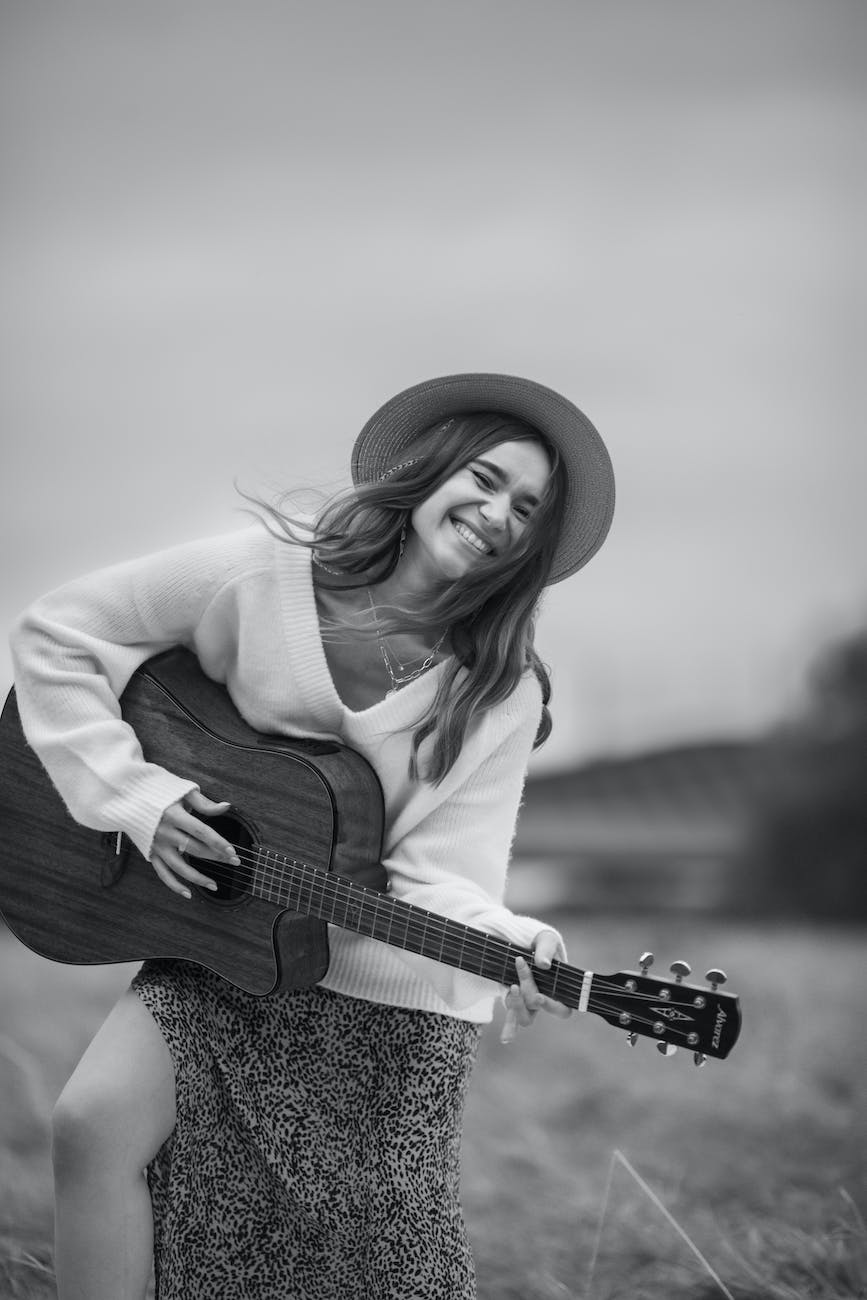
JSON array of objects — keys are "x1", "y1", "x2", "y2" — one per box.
[
  {"x1": 51, "y1": 991, "x2": 176, "y2": 1182},
  {"x1": 51, "y1": 1076, "x2": 131, "y2": 1181}
]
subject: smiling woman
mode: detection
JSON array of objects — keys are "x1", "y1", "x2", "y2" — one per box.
[{"x1": 9, "y1": 372, "x2": 615, "y2": 1300}]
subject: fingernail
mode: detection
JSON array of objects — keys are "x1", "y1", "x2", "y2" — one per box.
[
  {"x1": 182, "y1": 889, "x2": 191, "y2": 900},
  {"x1": 207, "y1": 881, "x2": 218, "y2": 891}
]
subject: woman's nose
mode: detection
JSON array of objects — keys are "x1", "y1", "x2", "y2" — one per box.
[{"x1": 480, "y1": 494, "x2": 510, "y2": 529}]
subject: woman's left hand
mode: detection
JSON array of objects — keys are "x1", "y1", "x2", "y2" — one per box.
[{"x1": 500, "y1": 929, "x2": 573, "y2": 1045}]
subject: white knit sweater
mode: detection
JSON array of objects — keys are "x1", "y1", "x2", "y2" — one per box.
[{"x1": 10, "y1": 525, "x2": 556, "y2": 1023}]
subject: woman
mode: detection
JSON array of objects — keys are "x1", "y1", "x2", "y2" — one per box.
[{"x1": 10, "y1": 372, "x2": 615, "y2": 1300}]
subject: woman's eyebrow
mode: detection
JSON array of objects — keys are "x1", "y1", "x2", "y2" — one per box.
[{"x1": 473, "y1": 457, "x2": 542, "y2": 507}]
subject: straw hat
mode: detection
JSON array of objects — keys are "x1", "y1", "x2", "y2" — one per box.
[{"x1": 351, "y1": 372, "x2": 615, "y2": 583}]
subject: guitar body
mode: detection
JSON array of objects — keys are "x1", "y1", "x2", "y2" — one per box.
[{"x1": 0, "y1": 648, "x2": 386, "y2": 995}]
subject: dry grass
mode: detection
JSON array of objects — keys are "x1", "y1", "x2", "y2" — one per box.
[{"x1": 1, "y1": 913, "x2": 864, "y2": 1298}]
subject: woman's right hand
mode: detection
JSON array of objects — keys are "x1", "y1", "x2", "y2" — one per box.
[{"x1": 149, "y1": 790, "x2": 241, "y2": 899}]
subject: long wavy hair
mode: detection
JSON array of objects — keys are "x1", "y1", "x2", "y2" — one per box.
[{"x1": 250, "y1": 413, "x2": 567, "y2": 782}]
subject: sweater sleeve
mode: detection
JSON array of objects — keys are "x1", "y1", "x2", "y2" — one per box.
[
  {"x1": 381, "y1": 677, "x2": 564, "y2": 1009},
  {"x1": 8, "y1": 528, "x2": 267, "y2": 860}
]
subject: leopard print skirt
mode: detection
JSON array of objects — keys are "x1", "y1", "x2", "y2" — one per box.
[{"x1": 131, "y1": 960, "x2": 482, "y2": 1300}]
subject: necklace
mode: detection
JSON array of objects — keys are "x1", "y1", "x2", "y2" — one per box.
[
  {"x1": 366, "y1": 588, "x2": 448, "y2": 697},
  {"x1": 312, "y1": 552, "x2": 343, "y2": 576}
]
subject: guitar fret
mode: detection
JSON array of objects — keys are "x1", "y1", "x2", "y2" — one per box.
[
  {"x1": 305, "y1": 868, "x2": 318, "y2": 920},
  {"x1": 390, "y1": 902, "x2": 407, "y2": 949},
  {"x1": 455, "y1": 925, "x2": 467, "y2": 973},
  {"x1": 273, "y1": 856, "x2": 287, "y2": 905},
  {"x1": 342, "y1": 881, "x2": 355, "y2": 927},
  {"x1": 268, "y1": 851, "x2": 281, "y2": 904},
  {"x1": 369, "y1": 893, "x2": 382, "y2": 939}
]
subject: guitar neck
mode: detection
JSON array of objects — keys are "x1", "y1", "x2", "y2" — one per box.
[{"x1": 252, "y1": 846, "x2": 586, "y2": 1008}]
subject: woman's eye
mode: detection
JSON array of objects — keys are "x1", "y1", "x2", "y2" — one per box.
[{"x1": 471, "y1": 469, "x2": 493, "y2": 489}]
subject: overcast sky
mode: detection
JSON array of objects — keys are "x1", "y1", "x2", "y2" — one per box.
[{"x1": 1, "y1": 0, "x2": 865, "y2": 771}]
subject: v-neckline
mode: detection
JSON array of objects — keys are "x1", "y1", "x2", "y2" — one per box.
[{"x1": 298, "y1": 545, "x2": 450, "y2": 722}]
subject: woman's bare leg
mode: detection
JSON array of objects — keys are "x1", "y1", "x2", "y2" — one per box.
[{"x1": 52, "y1": 987, "x2": 176, "y2": 1300}]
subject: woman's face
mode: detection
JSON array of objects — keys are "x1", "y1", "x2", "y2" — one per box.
[{"x1": 404, "y1": 438, "x2": 553, "y2": 587}]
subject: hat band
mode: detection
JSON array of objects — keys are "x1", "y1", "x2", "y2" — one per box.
[{"x1": 379, "y1": 457, "x2": 422, "y2": 481}]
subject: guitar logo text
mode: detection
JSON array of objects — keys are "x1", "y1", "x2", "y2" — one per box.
[{"x1": 712, "y1": 1005, "x2": 727, "y2": 1049}]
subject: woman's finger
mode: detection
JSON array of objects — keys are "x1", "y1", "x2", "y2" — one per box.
[
  {"x1": 514, "y1": 956, "x2": 546, "y2": 1011},
  {"x1": 531, "y1": 928, "x2": 564, "y2": 969},
  {"x1": 150, "y1": 856, "x2": 194, "y2": 899},
  {"x1": 165, "y1": 845, "x2": 219, "y2": 892},
  {"x1": 504, "y1": 983, "x2": 538, "y2": 1027},
  {"x1": 547, "y1": 1000, "x2": 574, "y2": 1021},
  {"x1": 160, "y1": 802, "x2": 239, "y2": 863},
  {"x1": 514, "y1": 956, "x2": 573, "y2": 1021},
  {"x1": 500, "y1": 1004, "x2": 519, "y2": 1045},
  {"x1": 149, "y1": 844, "x2": 221, "y2": 896},
  {"x1": 186, "y1": 791, "x2": 232, "y2": 816}
]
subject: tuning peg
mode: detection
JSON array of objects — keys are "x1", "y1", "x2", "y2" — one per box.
[
  {"x1": 639, "y1": 952, "x2": 654, "y2": 975},
  {"x1": 656, "y1": 1042, "x2": 678, "y2": 1057},
  {"x1": 693, "y1": 1052, "x2": 707, "y2": 1068},
  {"x1": 669, "y1": 960, "x2": 691, "y2": 983},
  {"x1": 705, "y1": 968, "x2": 728, "y2": 991},
  {"x1": 626, "y1": 1032, "x2": 639, "y2": 1047}
]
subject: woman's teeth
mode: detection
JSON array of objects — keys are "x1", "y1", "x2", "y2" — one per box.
[{"x1": 451, "y1": 518, "x2": 492, "y2": 554}]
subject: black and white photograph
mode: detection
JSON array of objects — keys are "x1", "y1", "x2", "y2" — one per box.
[{"x1": 1, "y1": 3, "x2": 864, "y2": 1297}]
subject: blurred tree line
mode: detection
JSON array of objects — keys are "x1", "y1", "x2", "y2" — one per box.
[{"x1": 744, "y1": 622, "x2": 867, "y2": 919}]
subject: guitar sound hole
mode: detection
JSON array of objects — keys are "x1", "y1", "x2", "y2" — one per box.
[{"x1": 193, "y1": 812, "x2": 256, "y2": 904}]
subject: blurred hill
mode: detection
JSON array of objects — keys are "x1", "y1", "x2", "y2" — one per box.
[
  {"x1": 512, "y1": 623, "x2": 867, "y2": 920},
  {"x1": 511, "y1": 740, "x2": 761, "y2": 914}
]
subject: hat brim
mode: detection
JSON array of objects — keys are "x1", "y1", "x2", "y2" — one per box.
[{"x1": 351, "y1": 373, "x2": 615, "y2": 584}]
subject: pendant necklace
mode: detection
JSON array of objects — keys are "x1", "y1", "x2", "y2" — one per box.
[{"x1": 366, "y1": 588, "x2": 448, "y2": 697}]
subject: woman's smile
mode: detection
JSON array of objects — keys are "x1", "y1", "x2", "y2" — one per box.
[{"x1": 449, "y1": 517, "x2": 495, "y2": 556}]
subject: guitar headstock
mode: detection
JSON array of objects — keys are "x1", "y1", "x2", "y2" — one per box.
[{"x1": 591, "y1": 953, "x2": 742, "y2": 1063}]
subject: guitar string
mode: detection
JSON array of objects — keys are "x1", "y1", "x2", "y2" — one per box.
[
  {"x1": 200, "y1": 852, "x2": 701, "y2": 1013},
  {"x1": 172, "y1": 862, "x2": 704, "y2": 1041},
  {"x1": 196, "y1": 851, "x2": 628, "y2": 998},
  {"x1": 183, "y1": 850, "x2": 712, "y2": 1017},
  {"x1": 203, "y1": 875, "x2": 695, "y2": 1039},
  {"x1": 195, "y1": 848, "x2": 701, "y2": 1008}
]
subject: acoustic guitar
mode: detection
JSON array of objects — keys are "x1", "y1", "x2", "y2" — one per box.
[{"x1": 0, "y1": 648, "x2": 741, "y2": 1063}]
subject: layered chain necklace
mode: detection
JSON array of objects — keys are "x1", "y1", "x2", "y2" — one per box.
[{"x1": 366, "y1": 588, "x2": 448, "y2": 697}]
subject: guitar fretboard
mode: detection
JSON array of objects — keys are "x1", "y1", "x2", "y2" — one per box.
[{"x1": 250, "y1": 846, "x2": 587, "y2": 1008}]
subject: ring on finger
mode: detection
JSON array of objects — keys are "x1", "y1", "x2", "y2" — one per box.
[{"x1": 178, "y1": 835, "x2": 189, "y2": 855}]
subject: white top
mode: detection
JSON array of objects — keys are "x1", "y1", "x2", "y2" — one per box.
[{"x1": 9, "y1": 524, "x2": 557, "y2": 1022}]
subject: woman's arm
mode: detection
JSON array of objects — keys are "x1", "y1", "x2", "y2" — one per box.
[
  {"x1": 382, "y1": 676, "x2": 568, "y2": 1012},
  {"x1": 9, "y1": 527, "x2": 266, "y2": 861}
]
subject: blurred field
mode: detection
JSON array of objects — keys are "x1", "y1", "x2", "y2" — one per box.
[{"x1": 1, "y1": 912, "x2": 864, "y2": 1299}]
